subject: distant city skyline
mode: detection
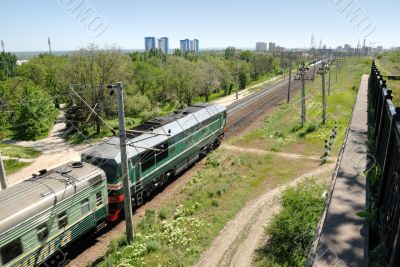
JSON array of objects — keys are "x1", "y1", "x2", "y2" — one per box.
[{"x1": 1, "y1": 0, "x2": 399, "y2": 52}]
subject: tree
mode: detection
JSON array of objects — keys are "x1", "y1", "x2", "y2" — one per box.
[
  {"x1": 224, "y1": 47, "x2": 236, "y2": 60},
  {"x1": 15, "y1": 54, "x2": 67, "y2": 105},
  {"x1": 239, "y1": 50, "x2": 253, "y2": 63},
  {"x1": 238, "y1": 62, "x2": 251, "y2": 89},
  {"x1": 0, "y1": 52, "x2": 17, "y2": 80},
  {"x1": 215, "y1": 60, "x2": 233, "y2": 96},
  {"x1": 64, "y1": 44, "x2": 131, "y2": 134},
  {"x1": 15, "y1": 82, "x2": 57, "y2": 140},
  {"x1": 132, "y1": 61, "x2": 160, "y2": 95},
  {"x1": 165, "y1": 57, "x2": 196, "y2": 107},
  {"x1": 196, "y1": 62, "x2": 221, "y2": 102}
]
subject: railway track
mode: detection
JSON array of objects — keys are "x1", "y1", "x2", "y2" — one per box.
[{"x1": 225, "y1": 62, "x2": 320, "y2": 137}]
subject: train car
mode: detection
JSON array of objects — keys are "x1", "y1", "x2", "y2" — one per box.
[
  {"x1": 0, "y1": 162, "x2": 107, "y2": 267},
  {"x1": 82, "y1": 103, "x2": 227, "y2": 221}
]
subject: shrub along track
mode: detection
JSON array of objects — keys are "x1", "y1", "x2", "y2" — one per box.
[{"x1": 63, "y1": 69, "x2": 320, "y2": 267}]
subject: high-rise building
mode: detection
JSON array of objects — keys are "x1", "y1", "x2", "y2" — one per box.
[
  {"x1": 256, "y1": 42, "x2": 267, "y2": 52},
  {"x1": 144, "y1": 37, "x2": 156, "y2": 51},
  {"x1": 158, "y1": 37, "x2": 169, "y2": 54},
  {"x1": 180, "y1": 39, "x2": 190, "y2": 52},
  {"x1": 190, "y1": 39, "x2": 199, "y2": 52},
  {"x1": 269, "y1": 42, "x2": 276, "y2": 52}
]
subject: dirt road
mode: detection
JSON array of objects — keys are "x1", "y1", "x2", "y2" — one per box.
[
  {"x1": 7, "y1": 112, "x2": 92, "y2": 186},
  {"x1": 195, "y1": 164, "x2": 335, "y2": 267}
]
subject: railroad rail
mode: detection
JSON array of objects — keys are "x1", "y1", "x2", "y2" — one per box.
[{"x1": 225, "y1": 61, "x2": 321, "y2": 137}]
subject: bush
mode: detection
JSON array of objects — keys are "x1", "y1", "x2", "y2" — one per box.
[
  {"x1": 124, "y1": 94, "x2": 151, "y2": 117},
  {"x1": 257, "y1": 180, "x2": 326, "y2": 267},
  {"x1": 15, "y1": 82, "x2": 57, "y2": 140},
  {"x1": 139, "y1": 108, "x2": 160, "y2": 122}
]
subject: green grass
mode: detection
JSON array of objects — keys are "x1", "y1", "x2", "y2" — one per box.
[
  {"x1": 0, "y1": 143, "x2": 41, "y2": 159},
  {"x1": 376, "y1": 52, "x2": 400, "y2": 105},
  {"x1": 3, "y1": 159, "x2": 31, "y2": 175},
  {"x1": 100, "y1": 149, "x2": 321, "y2": 267},
  {"x1": 234, "y1": 57, "x2": 371, "y2": 157},
  {"x1": 254, "y1": 179, "x2": 327, "y2": 267}
]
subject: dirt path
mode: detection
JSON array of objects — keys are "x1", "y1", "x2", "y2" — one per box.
[
  {"x1": 195, "y1": 163, "x2": 335, "y2": 267},
  {"x1": 213, "y1": 76, "x2": 282, "y2": 107},
  {"x1": 222, "y1": 144, "x2": 334, "y2": 161},
  {"x1": 7, "y1": 111, "x2": 92, "y2": 186}
]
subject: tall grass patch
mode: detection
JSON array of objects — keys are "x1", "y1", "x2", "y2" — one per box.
[{"x1": 255, "y1": 179, "x2": 326, "y2": 267}]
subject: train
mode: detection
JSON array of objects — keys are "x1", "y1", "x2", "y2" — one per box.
[{"x1": 0, "y1": 103, "x2": 227, "y2": 267}]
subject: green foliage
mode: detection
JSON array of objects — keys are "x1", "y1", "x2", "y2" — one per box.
[
  {"x1": 0, "y1": 143, "x2": 40, "y2": 159},
  {"x1": 124, "y1": 94, "x2": 151, "y2": 117},
  {"x1": 256, "y1": 180, "x2": 326, "y2": 267},
  {"x1": 369, "y1": 243, "x2": 387, "y2": 267},
  {"x1": 3, "y1": 159, "x2": 31, "y2": 175},
  {"x1": 1, "y1": 45, "x2": 307, "y2": 141},
  {"x1": 15, "y1": 82, "x2": 58, "y2": 140},
  {"x1": 0, "y1": 52, "x2": 17, "y2": 79}
]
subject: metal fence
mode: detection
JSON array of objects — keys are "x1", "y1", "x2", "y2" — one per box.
[{"x1": 369, "y1": 61, "x2": 400, "y2": 266}]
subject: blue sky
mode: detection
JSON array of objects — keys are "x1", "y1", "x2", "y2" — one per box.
[{"x1": 1, "y1": 0, "x2": 399, "y2": 52}]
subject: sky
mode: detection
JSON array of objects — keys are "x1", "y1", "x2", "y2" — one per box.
[{"x1": 1, "y1": 0, "x2": 399, "y2": 52}]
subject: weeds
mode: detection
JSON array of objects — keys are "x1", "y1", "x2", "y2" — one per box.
[{"x1": 255, "y1": 179, "x2": 326, "y2": 267}]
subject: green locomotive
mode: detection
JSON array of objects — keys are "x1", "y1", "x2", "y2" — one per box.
[
  {"x1": 0, "y1": 162, "x2": 108, "y2": 267},
  {"x1": 82, "y1": 103, "x2": 227, "y2": 221}
]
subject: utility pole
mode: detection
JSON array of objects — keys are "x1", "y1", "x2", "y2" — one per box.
[
  {"x1": 235, "y1": 57, "x2": 239, "y2": 100},
  {"x1": 108, "y1": 82, "x2": 134, "y2": 243},
  {"x1": 48, "y1": 37, "x2": 52, "y2": 55},
  {"x1": 328, "y1": 61, "x2": 331, "y2": 96},
  {"x1": 294, "y1": 62, "x2": 310, "y2": 128},
  {"x1": 287, "y1": 56, "x2": 292, "y2": 103},
  {"x1": 335, "y1": 58, "x2": 339, "y2": 82},
  {"x1": 0, "y1": 153, "x2": 7, "y2": 190},
  {"x1": 318, "y1": 62, "x2": 328, "y2": 124},
  {"x1": 1, "y1": 40, "x2": 4, "y2": 53}
]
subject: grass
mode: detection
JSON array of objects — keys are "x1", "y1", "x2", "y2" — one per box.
[
  {"x1": 3, "y1": 159, "x2": 31, "y2": 175},
  {"x1": 254, "y1": 179, "x2": 327, "y2": 267},
  {"x1": 234, "y1": 57, "x2": 371, "y2": 157},
  {"x1": 0, "y1": 143, "x2": 41, "y2": 159},
  {"x1": 376, "y1": 52, "x2": 400, "y2": 105},
  {"x1": 100, "y1": 149, "x2": 321, "y2": 267}
]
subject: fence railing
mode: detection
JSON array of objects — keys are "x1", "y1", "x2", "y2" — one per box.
[{"x1": 369, "y1": 61, "x2": 400, "y2": 266}]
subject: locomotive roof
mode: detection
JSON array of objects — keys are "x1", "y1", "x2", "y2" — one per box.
[
  {"x1": 82, "y1": 103, "x2": 226, "y2": 165},
  {"x1": 0, "y1": 162, "x2": 105, "y2": 235}
]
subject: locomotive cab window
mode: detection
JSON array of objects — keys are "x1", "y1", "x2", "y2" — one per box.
[
  {"x1": 140, "y1": 150, "x2": 155, "y2": 172},
  {"x1": 156, "y1": 142, "x2": 169, "y2": 162},
  {"x1": 37, "y1": 224, "x2": 49, "y2": 242},
  {"x1": 58, "y1": 212, "x2": 68, "y2": 229},
  {"x1": 1, "y1": 238, "x2": 23, "y2": 265}
]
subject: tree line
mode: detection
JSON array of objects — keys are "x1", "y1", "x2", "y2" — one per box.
[{"x1": 0, "y1": 46, "x2": 301, "y2": 140}]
